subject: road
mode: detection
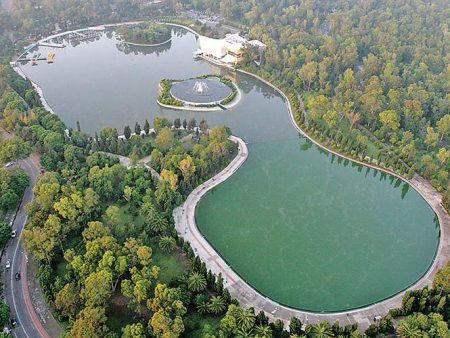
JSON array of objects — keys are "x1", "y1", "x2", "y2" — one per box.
[{"x1": 2, "y1": 155, "x2": 52, "y2": 338}]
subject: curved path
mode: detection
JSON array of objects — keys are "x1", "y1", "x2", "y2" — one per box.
[{"x1": 174, "y1": 67, "x2": 450, "y2": 330}]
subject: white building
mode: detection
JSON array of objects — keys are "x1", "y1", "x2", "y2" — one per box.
[{"x1": 195, "y1": 33, "x2": 266, "y2": 66}]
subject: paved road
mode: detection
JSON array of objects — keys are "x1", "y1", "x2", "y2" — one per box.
[{"x1": 2, "y1": 156, "x2": 51, "y2": 338}]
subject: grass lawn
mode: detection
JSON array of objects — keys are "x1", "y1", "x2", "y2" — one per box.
[
  {"x1": 364, "y1": 137, "x2": 381, "y2": 159},
  {"x1": 114, "y1": 204, "x2": 190, "y2": 284},
  {"x1": 151, "y1": 243, "x2": 190, "y2": 284}
]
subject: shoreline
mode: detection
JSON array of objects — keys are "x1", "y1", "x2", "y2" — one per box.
[
  {"x1": 10, "y1": 21, "x2": 449, "y2": 328},
  {"x1": 10, "y1": 62, "x2": 56, "y2": 115}
]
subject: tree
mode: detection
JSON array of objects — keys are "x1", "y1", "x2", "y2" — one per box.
[
  {"x1": 396, "y1": 321, "x2": 421, "y2": 338},
  {"x1": 254, "y1": 324, "x2": 272, "y2": 338},
  {"x1": 158, "y1": 236, "x2": 176, "y2": 253},
  {"x1": 305, "y1": 322, "x2": 334, "y2": 338},
  {"x1": 207, "y1": 295, "x2": 226, "y2": 314},
  {"x1": 122, "y1": 323, "x2": 146, "y2": 338},
  {"x1": 54, "y1": 282, "x2": 81, "y2": 320},
  {"x1": 153, "y1": 117, "x2": 171, "y2": 133},
  {"x1": 187, "y1": 118, "x2": 197, "y2": 131},
  {"x1": 437, "y1": 148, "x2": 449, "y2": 164},
  {"x1": 0, "y1": 136, "x2": 31, "y2": 164},
  {"x1": 424, "y1": 126, "x2": 439, "y2": 150},
  {"x1": 289, "y1": 317, "x2": 304, "y2": 335},
  {"x1": 210, "y1": 125, "x2": 231, "y2": 143},
  {"x1": 182, "y1": 119, "x2": 187, "y2": 130},
  {"x1": 134, "y1": 122, "x2": 141, "y2": 136},
  {"x1": 178, "y1": 155, "x2": 195, "y2": 179},
  {"x1": 160, "y1": 169, "x2": 178, "y2": 191},
  {"x1": 323, "y1": 110, "x2": 338, "y2": 128},
  {"x1": 433, "y1": 260, "x2": 450, "y2": 293},
  {"x1": 68, "y1": 306, "x2": 109, "y2": 338},
  {"x1": 379, "y1": 110, "x2": 400, "y2": 131},
  {"x1": 187, "y1": 272, "x2": 207, "y2": 292},
  {"x1": 437, "y1": 114, "x2": 450, "y2": 141},
  {"x1": 122, "y1": 266, "x2": 158, "y2": 314},
  {"x1": 0, "y1": 190, "x2": 18, "y2": 210},
  {"x1": 0, "y1": 222, "x2": 10, "y2": 249},
  {"x1": 0, "y1": 302, "x2": 10, "y2": 328},
  {"x1": 155, "y1": 128, "x2": 174, "y2": 152},
  {"x1": 144, "y1": 119, "x2": 150, "y2": 135},
  {"x1": 173, "y1": 118, "x2": 181, "y2": 129},
  {"x1": 396, "y1": 313, "x2": 449, "y2": 338},
  {"x1": 81, "y1": 270, "x2": 113, "y2": 307},
  {"x1": 235, "y1": 307, "x2": 256, "y2": 332},
  {"x1": 298, "y1": 61, "x2": 317, "y2": 90},
  {"x1": 148, "y1": 284, "x2": 187, "y2": 338},
  {"x1": 124, "y1": 126, "x2": 131, "y2": 140}
]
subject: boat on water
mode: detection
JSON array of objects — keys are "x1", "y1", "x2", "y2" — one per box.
[{"x1": 47, "y1": 52, "x2": 55, "y2": 63}]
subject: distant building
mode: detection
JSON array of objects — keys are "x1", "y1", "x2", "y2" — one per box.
[{"x1": 195, "y1": 33, "x2": 266, "y2": 66}]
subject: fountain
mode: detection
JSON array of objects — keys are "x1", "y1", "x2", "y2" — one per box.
[
  {"x1": 193, "y1": 81, "x2": 209, "y2": 95},
  {"x1": 169, "y1": 76, "x2": 235, "y2": 105}
]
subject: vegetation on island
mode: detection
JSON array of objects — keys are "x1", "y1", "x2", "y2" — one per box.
[
  {"x1": 158, "y1": 79, "x2": 184, "y2": 107},
  {"x1": 158, "y1": 74, "x2": 238, "y2": 108},
  {"x1": 117, "y1": 23, "x2": 172, "y2": 45}
]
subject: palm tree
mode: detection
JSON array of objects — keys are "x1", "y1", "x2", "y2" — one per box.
[
  {"x1": 235, "y1": 308, "x2": 256, "y2": 332},
  {"x1": 149, "y1": 213, "x2": 168, "y2": 234},
  {"x1": 207, "y1": 295, "x2": 226, "y2": 314},
  {"x1": 235, "y1": 328, "x2": 253, "y2": 338},
  {"x1": 187, "y1": 272, "x2": 207, "y2": 292},
  {"x1": 254, "y1": 324, "x2": 272, "y2": 338},
  {"x1": 397, "y1": 321, "x2": 421, "y2": 338},
  {"x1": 306, "y1": 322, "x2": 334, "y2": 338},
  {"x1": 196, "y1": 301, "x2": 209, "y2": 314},
  {"x1": 158, "y1": 236, "x2": 176, "y2": 253}
]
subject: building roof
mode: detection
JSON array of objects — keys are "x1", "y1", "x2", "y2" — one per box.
[
  {"x1": 248, "y1": 40, "x2": 266, "y2": 48},
  {"x1": 221, "y1": 54, "x2": 238, "y2": 65},
  {"x1": 199, "y1": 36, "x2": 226, "y2": 58}
]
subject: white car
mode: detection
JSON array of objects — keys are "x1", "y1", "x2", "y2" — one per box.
[
  {"x1": 4, "y1": 162, "x2": 13, "y2": 168},
  {"x1": 5, "y1": 260, "x2": 10, "y2": 269},
  {"x1": 11, "y1": 230, "x2": 16, "y2": 238}
]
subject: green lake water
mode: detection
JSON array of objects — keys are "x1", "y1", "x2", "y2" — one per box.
[{"x1": 20, "y1": 27, "x2": 439, "y2": 312}]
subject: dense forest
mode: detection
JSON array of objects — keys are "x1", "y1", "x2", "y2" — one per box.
[
  {"x1": 185, "y1": 0, "x2": 450, "y2": 205},
  {"x1": 0, "y1": 0, "x2": 449, "y2": 337}
]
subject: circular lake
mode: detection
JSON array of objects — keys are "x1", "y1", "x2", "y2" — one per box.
[
  {"x1": 170, "y1": 77, "x2": 232, "y2": 104},
  {"x1": 19, "y1": 27, "x2": 439, "y2": 312}
]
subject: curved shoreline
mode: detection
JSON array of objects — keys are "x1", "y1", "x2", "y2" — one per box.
[
  {"x1": 171, "y1": 25, "x2": 449, "y2": 327},
  {"x1": 11, "y1": 21, "x2": 449, "y2": 328}
]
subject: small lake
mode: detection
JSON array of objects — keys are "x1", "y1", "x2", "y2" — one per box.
[{"x1": 20, "y1": 27, "x2": 439, "y2": 312}]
